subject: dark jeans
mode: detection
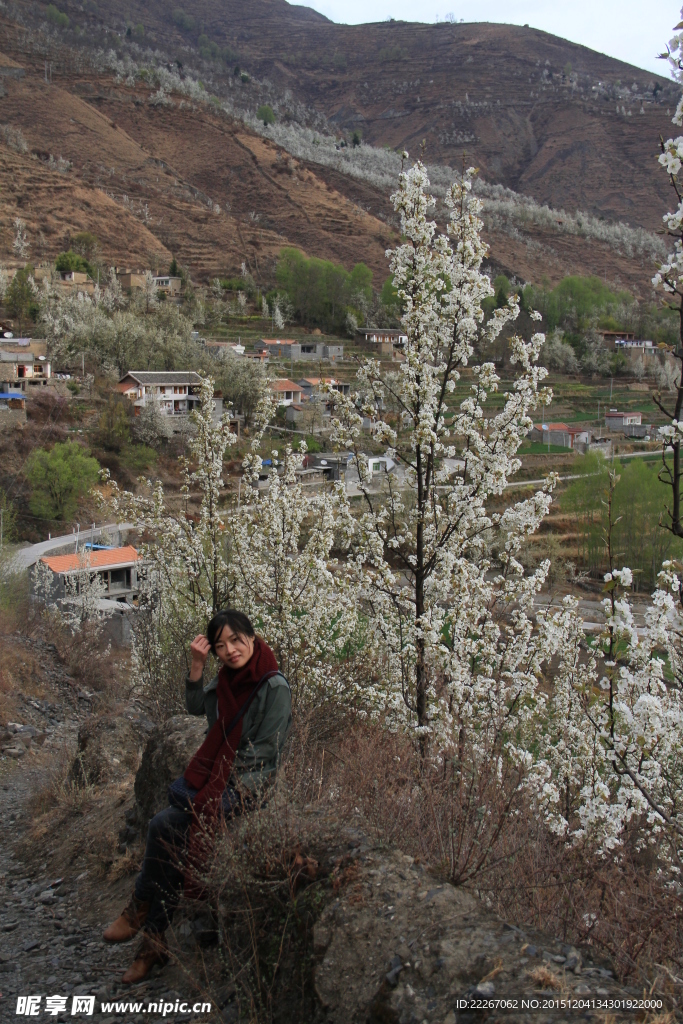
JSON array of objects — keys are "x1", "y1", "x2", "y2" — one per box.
[{"x1": 134, "y1": 786, "x2": 251, "y2": 934}]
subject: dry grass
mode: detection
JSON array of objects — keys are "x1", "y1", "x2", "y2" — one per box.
[
  {"x1": 527, "y1": 965, "x2": 563, "y2": 990},
  {"x1": 252, "y1": 719, "x2": 683, "y2": 991}
]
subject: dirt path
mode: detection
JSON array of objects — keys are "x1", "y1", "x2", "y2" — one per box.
[{"x1": 0, "y1": 635, "x2": 223, "y2": 1023}]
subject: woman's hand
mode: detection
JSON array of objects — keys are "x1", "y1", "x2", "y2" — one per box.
[{"x1": 189, "y1": 635, "x2": 211, "y2": 683}]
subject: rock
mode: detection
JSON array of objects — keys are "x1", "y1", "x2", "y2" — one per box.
[
  {"x1": 313, "y1": 847, "x2": 646, "y2": 1024},
  {"x1": 474, "y1": 981, "x2": 495, "y2": 996},
  {"x1": 3, "y1": 746, "x2": 25, "y2": 758},
  {"x1": 69, "y1": 711, "x2": 155, "y2": 786},
  {"x1": 134, "y1": 715, "x2": 207, "y2": 833}
]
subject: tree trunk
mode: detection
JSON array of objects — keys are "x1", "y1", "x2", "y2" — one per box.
[{"x1": 415, "y1": 444, "x2": 427, "y2": 744}]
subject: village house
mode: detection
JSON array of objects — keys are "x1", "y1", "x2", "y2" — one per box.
[
  {"x1": 356, "y1": 328, "x2": 408, "y2": 347},
  {"x1": 297, "y1": 378, "x2": 351, "y2": 400},
  {"x1": 298, "y1": 341, "x2": 344, "y2": 361},
  {"x1": 33, "y1": 546, "x2": 143, "y2": 642},
  {"x1": 271, "y1": 379, "x2": 304, "y2": 406},
  {"x1": 0, "y1": 390, "x2": 27, "y2": 428},
  {"x1": 302, "y1": 452, "x2": 351, "y2": 481},
  {"x1": 204, "y1": 341, "x2": 245, "y2": 357},
  {"x1": 256, "y1": 339, "x2": 301, "y2": 360},
  {"x1": 118, "y1": 371, "x2": 205, "y2": 417},
  {"x1": 152, "y1": 275, "x2": 182, "y2": 297},
  {"x1": 614, "y1": 339, "x2": 654, "y2": 354},
  {"x1": 115, "y1": 270, "x2": 146, "y2": 291},
  {"x1": 528, "y1": 422, "x2": 591, "y2": 449},
  {"x1": 35, "y1": 546, "x2": 142, "y2": 604},
  {"x1": 604, "y1": 410, "x2": 642, "y2": 429},
  {"x1": 599, "y1": 330, "x2": 636, "y2": 349},
  {"x1": 244, "y1": 350, "x2": 269, "y2": 364},
  {"x1": 0, "y1": 349, "x2": 51, "y2": 391}
]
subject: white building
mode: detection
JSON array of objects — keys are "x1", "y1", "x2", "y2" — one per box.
[
  {"x1": 605, "y1": 410, "x2": 642, "y2": 429},
  {"x1": 614, "y1": 339, "x2": 654, "y2": 353},
  {"x1": 117, "y1": 371, "x2": 204, "y2": 417}
]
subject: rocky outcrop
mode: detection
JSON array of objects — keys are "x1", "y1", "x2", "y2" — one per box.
[
  {"x1": 314, "y1": 847, "x2": 652, "y2": 1024},
  {"x1": 133, "y1": 714, "x2": 206, "y2": 834},
  {"x1": 69, "y1": 711, "x2": 155, "y2": 786}
]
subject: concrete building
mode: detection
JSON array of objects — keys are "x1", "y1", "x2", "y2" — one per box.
[
  {"x1": 605, "y1": 410, "x2": 642, "y2": 429},
  {"x1": 528, "y1": 422, "x2": 590, "y2": 449},
  {"x1": 256, "y1": 340, "x2": 301, "y2": 360},
  {"x1": 117, "y1": 371, "x2": 205, "y2": 419},
  {"x1": 0, "y1": 349, "x2": 51, "y2": 390},
  {"x1": 297, "y1": 378, "x2": 351, "y2": 400},
  {"x1": 356, "y1": 328, "x2": 408, "y2": 347},
  {"x1": 152, "y1": 275, "x2": 182, "y2": 297},
  {"x1": 356, "y1": 338, "x2": 394, "y2": 359},
  {"x1": 599, "y1": 330, "x2": 635, "y2": 349},
  {"x1": 298, "y1": 341, "x2": 344, "y2": 361},
  {"x1": 116, "y1": 271, "x2": 146, "y2": 291},
  {"x1": 271, "y1": 379, "x2": 304, "y2": 406},
  {"x1": 0, "y1": 391, "x2": 26, "y2": 427},
  {"x1": 302, "y1": 452, "x2": 351, "y2": 482},
  {"x1": 614, "y1": 339, "x2": 654, "y2": 354},
  {"x1": 35, "y1": 546, "x2": 141, "y2": 604}
]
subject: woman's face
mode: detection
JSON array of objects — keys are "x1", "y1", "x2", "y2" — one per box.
[{"x1": 214, "y1": 625, "x2": 255, "y2": 669}]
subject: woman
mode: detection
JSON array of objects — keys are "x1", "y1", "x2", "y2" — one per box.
[{"x1": 103, "y1": 610, "x2": 292, "y2": 984}]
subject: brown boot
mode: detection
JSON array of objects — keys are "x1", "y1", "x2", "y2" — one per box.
[
  {"x1": 103, "y1": 893, "x2": 149, "y2": 943},
  {"x1": 121, "y1": 931, "x2": 169, "y2": 984}
]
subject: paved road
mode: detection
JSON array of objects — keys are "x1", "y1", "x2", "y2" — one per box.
[{"x1": 9, "y1": 524, "x2": 133, "y2": 570}]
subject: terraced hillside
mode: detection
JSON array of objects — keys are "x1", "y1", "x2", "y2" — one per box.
[{"x1": 0, "y1": 3, "x2": 676, "y2": 292}]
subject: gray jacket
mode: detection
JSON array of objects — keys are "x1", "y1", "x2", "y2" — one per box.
[{"x1": 185, "y1": 671, "x2": 292, "y2": 793}]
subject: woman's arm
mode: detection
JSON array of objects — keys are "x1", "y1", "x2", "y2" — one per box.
[
  {"x1": 185, "y1": 635, "x2": 212, "y2": 716},
  {"x1": 235, "y1": 678, "x2": 292, "y2": 784},
  {"x1": 185, "y1": 675, "x2": 208, "y2": 716}
]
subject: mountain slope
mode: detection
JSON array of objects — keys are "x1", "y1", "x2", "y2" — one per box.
[
  {"x1": 18, "y1": 0, "x2": 674, "y2": 230},
  {"x1": 0, "y1": 4, "x2": 675, "y2": 296}
]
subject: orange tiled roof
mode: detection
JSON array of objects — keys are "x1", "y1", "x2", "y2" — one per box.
[
  {"x1": 535, "y1": 422, "x2": 570, "y2": 431},
  {"x1": 271, "y1": 379, "x2": 300, "y2": 391},
  {"x1": 41, "y1": 545, "x2": 139, "y2": 574}
]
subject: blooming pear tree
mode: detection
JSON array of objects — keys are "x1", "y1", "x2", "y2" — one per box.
[
  {"x1": 228, "y1": 441, "x2": 358, "y2": 708},
  {"x1": 328, "y1": 159, "x2": 553, "y2": 752},
  {"x1": 535, "y1": 476, "x2": 683, "y2": 865},
  {"x1": 104, "y1": 375, "x2": 356, "y2": 715},
  {"x1": 104, "y1": 377, "x2": 241, "y2": 714},
  {"x1": 653, "y1": 13, "x2": 683, "y2": 546}
]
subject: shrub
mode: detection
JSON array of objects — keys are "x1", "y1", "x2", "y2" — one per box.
[
  {"x1": 46, "y1": 4, "x2": 69, "y2": 28},
  {"x1": 96, "y1": 397, "x2": 131, "y2": 452},
  {"x1": 55, "y1": 250, "x2": 93, "y2": 277},
  {"x1": 24, "y1": 441, "x2": 100, "y2": 521},
  {"x1": 257, "y1": 103, "x2": 275, "y2": 126},
  {"x1": 172, "y1": 7, "x2": 195, "y2": 32}
]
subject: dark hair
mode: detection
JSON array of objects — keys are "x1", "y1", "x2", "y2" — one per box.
[{"x1": 206, "y1": 609, "x2": 255, "y2": 652}]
